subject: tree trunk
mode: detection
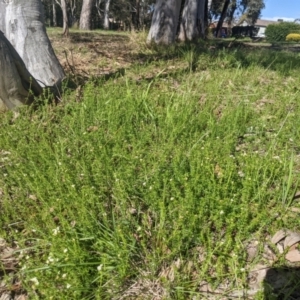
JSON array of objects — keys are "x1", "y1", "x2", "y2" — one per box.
[
  {"x1": 178, "y1": 0, "x2": 207, "y2": 42},
  {"x1": 80, "y1": 0, "x2": 95, "y2": 30},
  {"x1": 0, "y1": 31, "x2": 42, "y2": 110},
  {"x1": 61, "y1": 0, "x2": 69, "y2": 36},
  {"x1": 197, "y1": 0, "x2": 206, "y2": 38},
  {"x1": 147, "y1": 0, "x2": 182, "y2": 44},
  {"x1": 52, "y1": 0, "x2": 57, "y2": 27},
  {"x1": 69, "y1": 0, "x2": 78, "y2": 28},
  {"x1": 215, "y1": 0, "x2": 230, "y2": 38},
  {"x1": 207, "y1": 0, "x2": 212, "y2": 11},
  {"x1": 227, "y1": 0, "x2": 236, "y2": 36},
  {"x1": 178, "y1": 0, "x2": 199, "y2": 42},
  {"x1": 103, "y1": 0, "x2": 111, "y2": 30},
  {"x1": 135, "y1": 0, "x2": 140, "y2": 30},
  {"x1": 95, "y1": 0, "x2": 102, "y2": 18},
  {"x1": 0, "y1": 0, "x2": 65, "y2": 88}
]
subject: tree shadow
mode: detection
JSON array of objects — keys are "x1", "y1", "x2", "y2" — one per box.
[
  {"x1": 130, "y1": 40, "x2": 300, "y2": 76},
  {"x1": 67, "y1": 31, "x2": 129, "y2": 44},
  {"x1": 263, "y1": 266, "x2": 300, "y2": 299}
]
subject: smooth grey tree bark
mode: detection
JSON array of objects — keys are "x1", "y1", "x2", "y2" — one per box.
[
  {"x1": 79, "y1": 0, "x2": 95, "y2": 30},
  {"x1": 103, "y1": 0, "x2": 111, "y2": 30},
  {"x1": 207, "y1": 0, "x2": 212, "y2": 11},
  {"x1": 147, "y1": 0, "x2": 182, "y2": 44},
  {"x1": 0, "y1": 0, "x2": 65, "y2": 110},
  {"x1": 178, "y1": 0, "x2": 199, "y2": 41},
  {"x1": 0, "y1": 31, "x2": 42, "y2": 110},
  {"x1": 61, "y1": 0, "x2": 69, "y2": 35},
  {"x1": 0, "y1": 0, "x2": 65, "y2": 88},
  {"x1": 95, "y1": 0, "x2": 102, "y2": 18},
  {"x1": 178, "y1": 0, "x2": 206, "y2": 42},
  {"x1": 52, "y1": 0, "x2": 57, "y2": 27},
  {"x1": 55, "y1": 0, "x2": 69, "y2": 35}
]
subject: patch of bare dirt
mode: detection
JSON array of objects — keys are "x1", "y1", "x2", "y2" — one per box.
[
  {"x1": 48, "y1": 31, "x2": 134, "y2": 80},
  {"x1": 0, "y1": 238, "x2": 27, "y2": 300}
]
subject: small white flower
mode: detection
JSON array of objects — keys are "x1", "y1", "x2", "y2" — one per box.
[
  {"x1": 142, "y1": 182, "x2": 146, "y2": 186},
  {"x1": 52, "y1": 227, "x2": 60, "y2": 236},
  {"x1": 149, "y1": 186, "x2": 152, "y2": 190},
  {"x1": 30, "y1": 277, "x2": 39, "y2": 286},
  {"x1": 66, "y1": 283, "x2": 71, "y2": 289},
  {"x1": 62, "y1": 273, "x2": 67, "y2": 279},
  {"x1": 97, "y1": 264, "x2": 103, "y2": 271},
  {"x1": 58, "y1": 162, "x2": 62, "y2": 165},
  {"x1": 240, "y1": 268, "x2": 246, "y2": 272},
  {"x1": 71, "y1": 185, "x2": 75, "y2": 188},
  {"x1": 170, "y1": 197, "x2": 174, "y2": 201},
  {"x1": 238, "y1": 171, "x2": 245, "y2": 177},
  {"x1": 46, "y1": 256, "x2": 54, "y2": 264},
  {"x1": 220, "y1": 210, "x2": 224, "y2": 215},
  {"x1": 63, "y1": 248, "x2": 68, "y2": 253}
]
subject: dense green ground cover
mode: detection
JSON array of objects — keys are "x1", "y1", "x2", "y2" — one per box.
[{"x1": 1, "y1": 34, "x2": 300, "y2": 299}]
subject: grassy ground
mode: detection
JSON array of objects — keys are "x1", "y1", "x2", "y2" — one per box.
[{"x1": 1, "y1": 29, "x2": 300, "y2": 299}]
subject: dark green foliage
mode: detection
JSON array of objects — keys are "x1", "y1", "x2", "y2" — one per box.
[{"x1": 265, "y1": 22, "x2": 300, "y2": 42}]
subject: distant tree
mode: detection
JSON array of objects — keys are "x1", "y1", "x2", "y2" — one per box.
[
  {"x1": 55, "y1": 0, "x2": 69, "y2": 35},
  {"x1": 103, "y1": 0, "x2": 111, "y2": 29},
  {"x1": 80, "y1": 0, "x2": 95, "y2": 30},
  {"x1": 215, "y1": 0, "x2": 230, "y2": 37},
  {"x1": 239, "y1": 0, "x2": 265, "y2": 25},
  {"x1": 53, "y1": 0, "x2": 58, "y2": 26}
]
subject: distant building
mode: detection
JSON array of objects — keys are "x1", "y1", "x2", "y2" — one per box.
[
  {"x1": 242, "y1": 19, "x2": 280, "y2": 37},
  {"x1": 209, "y1": 19, "x2": 284, "y2": 38}
]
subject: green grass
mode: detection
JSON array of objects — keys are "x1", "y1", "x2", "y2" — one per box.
[{"x1": 1, "y1": 37, "x2": 300, "y2": 299}]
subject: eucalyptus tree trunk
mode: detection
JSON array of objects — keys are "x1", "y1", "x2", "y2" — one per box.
[
  {"x1": 52, "y1": 0, "x2": 57, "y2": 26},
  {"x1": 80, "y1": 0, "x2": 95, "y2": 30},
  {"x1": 0, "y1": 32, "x2": 42, "y2": 110},
  {"x1": 0, "y1": 0, "x2": 65, "y2": 88},
  {"x1": 103, "y1": 0, "x2": 111, "y2": 30},
  {"x1": 95, "y1": 0, "x2": 102, "y2": 18},
  {"x1": 147, "y1": 0, "x2": 182, "y2": 44},
  {"x1": 60, "y1": 0, "x2": 69, "y2": 35},
  {"x1": 0, "y1": 0, "x2": 65, "y2": 110},
  {"x1": 178, "y1": 0, "x2": 206, "y2": 42},
  {"x1": 207, "y1": 0, "x2": 212, "y2": 11},
  {"x1": 178, "y1": 0, "x2": 198, "y2": 41}
]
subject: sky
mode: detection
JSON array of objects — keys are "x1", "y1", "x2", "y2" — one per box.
[{"x1": 261, "y1": 0, "x2": 300, "y2": 21}]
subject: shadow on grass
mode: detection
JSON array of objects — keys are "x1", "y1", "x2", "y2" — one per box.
[
  {"x1": 67, "y1": 31, "x2": 129, "y2": 44},
  {"x1": 263, "y1": 266, "x2": 300, "y2": 299},
  {"x1": 130, "y1": 40, "x2": 300, "y2": 76}
]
